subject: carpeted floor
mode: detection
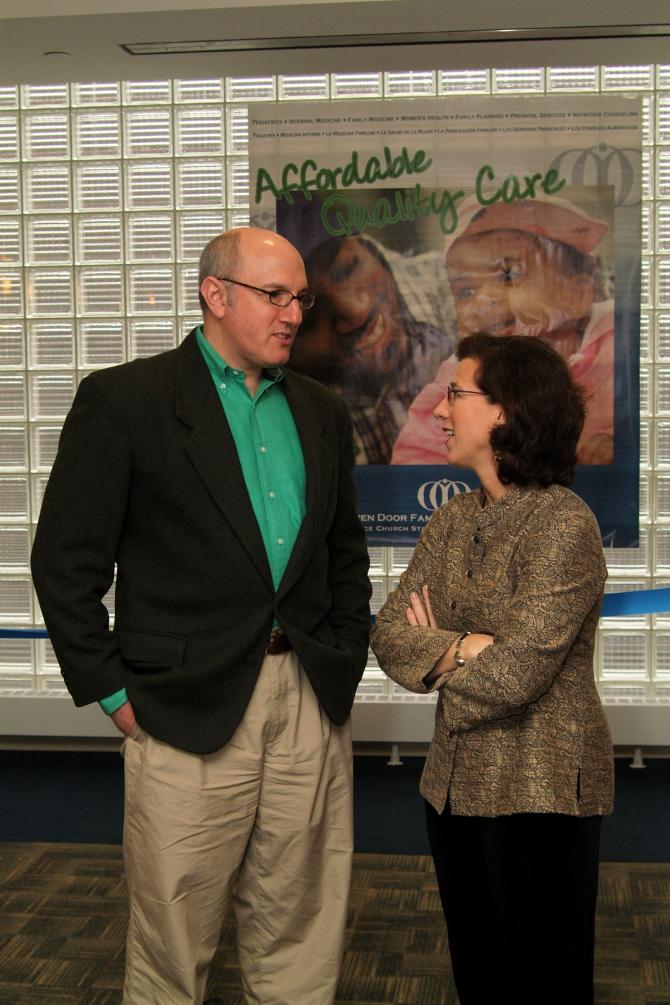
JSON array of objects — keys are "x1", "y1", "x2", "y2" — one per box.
[
  {"x1": 0, "y1": 843, "x2": 668, "y2": 1004},
  {"x1": 1, "y1": 753, "x2": 668, "y2": 1001}
]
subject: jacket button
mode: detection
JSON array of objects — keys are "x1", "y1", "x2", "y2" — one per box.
[
  {"x1": 473, "y1": 534, "x2": 480, "y2": 544},
  {"x1": 450, "y1": 600, "x2": 456, "y2": 609},
  {"x1": 466, "y1": 569, "x2": 473, "y2": 578}
]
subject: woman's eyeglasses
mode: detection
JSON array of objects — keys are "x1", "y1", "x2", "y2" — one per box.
[{"x1": 446, "y1": 385, "x2": 488, "y2": 403}]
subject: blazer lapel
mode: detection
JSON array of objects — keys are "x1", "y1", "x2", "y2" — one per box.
[
  {"x1": 174, "y1": 331, "x2": 272, "y2": 585},
  {"x1": 277, "y1": 371, "x2": 334, "y2": 597}
]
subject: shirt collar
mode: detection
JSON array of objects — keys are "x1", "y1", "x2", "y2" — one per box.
[
  {"x1": 475, "y1": 483, "x2": 537, "y2": 528},
  {"x1": 196, "y1": 325, "x2": 285, "y2": 387}
]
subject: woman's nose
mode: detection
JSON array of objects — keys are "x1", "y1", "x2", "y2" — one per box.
[{"x1": 433, "y1": 396, "x2": 450, "y2": 421}]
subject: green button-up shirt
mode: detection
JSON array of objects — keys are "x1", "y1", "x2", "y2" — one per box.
[
  {"x1": 100, "y1": 326, "x2": 307, "y2": 715},
  {"x1": 195, "y1": 326, "x2": 306, "y2": 586}
]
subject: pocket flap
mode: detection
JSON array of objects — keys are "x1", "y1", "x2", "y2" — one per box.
[{"x1": 116, "y1": 629, "x2": 186, "y2": 666}]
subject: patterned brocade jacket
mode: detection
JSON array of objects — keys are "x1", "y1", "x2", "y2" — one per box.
[{"x1": 370, "y1": 484, "x2": 614, "y2": 818}]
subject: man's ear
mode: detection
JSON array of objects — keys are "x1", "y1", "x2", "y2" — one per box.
[{"x1": 200, "y1": 277, "x2": 227, "y2": 320}]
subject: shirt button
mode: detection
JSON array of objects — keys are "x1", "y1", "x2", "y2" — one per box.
[
  {"x1": 220, "y1": 382, "x2": 226, "y2": 389},
  {"x1": 260, "y1": 446, "x2": 268, "y2": 453},
  {"x1": 268, "y1": 491, "x2": 276, "y2": 498},
  {"x1": 277, "y1": 537, "x2": 284, "y2": 545}
]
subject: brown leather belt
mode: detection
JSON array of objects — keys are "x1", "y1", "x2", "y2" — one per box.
[{"x1": 266, "y1": 629, "x2": 292, "y2": 655}]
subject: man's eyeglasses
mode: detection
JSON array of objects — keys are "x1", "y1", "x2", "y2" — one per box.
[
  {"x1": 217, "y1": 277, "x2": 315, "y2": 311},
  {"x1": 446, "y1": 385, "x2": 488, "y2": 403}
]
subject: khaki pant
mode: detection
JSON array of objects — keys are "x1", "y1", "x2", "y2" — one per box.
[{"x1": 121, "y1": 651, "x2": 353, "y2": 1005}]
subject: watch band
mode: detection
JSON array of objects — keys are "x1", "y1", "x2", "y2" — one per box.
[{"x1": 454, "y1": 631, "x2": 472, "y2": 668}]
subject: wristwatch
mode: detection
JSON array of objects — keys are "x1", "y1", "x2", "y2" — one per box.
[{"x1": 454, "y1": 631, "x2": 472, "y2": 668}]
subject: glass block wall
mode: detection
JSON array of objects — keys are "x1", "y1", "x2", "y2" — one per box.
[{"x1": 0, "y1": 65, "x2": 669, "y2": 707}]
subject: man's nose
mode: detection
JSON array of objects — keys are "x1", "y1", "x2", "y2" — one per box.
[{"x1": 279, "y1": 297, "x2": 303, "y2": 325}]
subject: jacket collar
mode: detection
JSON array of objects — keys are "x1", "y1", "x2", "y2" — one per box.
[
  {"x1": 277, "y1": 369, "x2": 332, "y2": 597},
  {"x1": 175, "y1": 330, "x2": 271, "y2": 584},
  {"x1": 174, "y1": 330, "x2": 332, "y2": 594}
]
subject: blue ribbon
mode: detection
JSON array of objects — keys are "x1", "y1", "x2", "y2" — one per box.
[
  {"x1": 2, "y1": 588, "x2": 669, "y2": 640},
  {"x1": 600, "y1": 587, "x2": 670, "y2": 617},
  {"x1": 0, "y1": 628, "x2": 49, "y2": 638}
]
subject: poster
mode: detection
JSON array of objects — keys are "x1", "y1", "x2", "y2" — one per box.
[{"x1": 250, "y1": 96, "x2": 641, "y2": 545}]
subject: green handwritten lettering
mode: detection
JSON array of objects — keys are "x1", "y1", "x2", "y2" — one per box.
[
  {"x1": 254, "y1": 167, "x2": 283, "y2": 204},
  {"x1": 253, "y1": 147, "x2": 433, "y2": 205},
  {"x1": 475, "y1": 164, "x2": 497, "y2": 206},
  {"x1": 255, "y1": 149, "x2": 568, "y2": 243},
  {"x1": 321, "y1": 185, "x2": 465, "y2": 238},
  {"x1": 542, "y1": 168, "x2": 566, "y2": 195},
  {"x1": 280, "y1": 162, "x2": 301, "y2": 204},
  {"x1": 476, "y1": 164, "x2": 567, "y2": 208}
]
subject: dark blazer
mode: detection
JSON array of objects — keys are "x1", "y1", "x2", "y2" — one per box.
[{"x1": 31, "y1": 330, "x2": 371, "y2": 753}]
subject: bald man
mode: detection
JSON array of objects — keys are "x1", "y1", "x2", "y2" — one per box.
[{"x1": 31, "y1": 228, "x2": 371, "y2": 1005}]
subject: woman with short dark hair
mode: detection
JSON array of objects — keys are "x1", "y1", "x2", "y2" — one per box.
[
  {"x1": 458, "y1": 331, "x2": 586, "y2": 488},
  {"x1": 371, "y1": 333, "x2": 613, "y2": 1005}
]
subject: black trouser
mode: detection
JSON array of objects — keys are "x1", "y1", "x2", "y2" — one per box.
[{"x1": 425, "y1": 801, "x2": 602, "y2": 1005}]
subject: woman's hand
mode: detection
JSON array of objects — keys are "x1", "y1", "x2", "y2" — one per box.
[
  {"x1": 460, "y1": 633, "x2": 495, "y2": 662},
  {"x1": 425, "y1": 631, "x2": 495, "y2": 685},
  {"x1": 406, "y1": 584, "x2": 495, "y2": 685},
  {"x1": 406, "y1": 584, "x2": 438, "y2": 629}
]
